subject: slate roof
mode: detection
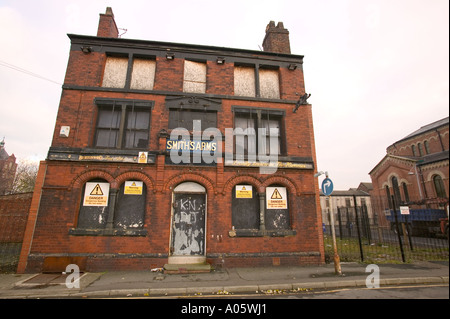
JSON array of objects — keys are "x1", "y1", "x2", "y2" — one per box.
[{"x1": 395, "y1": 117, "x2": 449, "y2": 144}]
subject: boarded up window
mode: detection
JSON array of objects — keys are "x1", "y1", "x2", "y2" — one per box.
[
  {"x1": 234, "y1": 66, "x2": 255, "y2": 97},
  {"x1": 130, "y1": 58, "x2": 156, "y2": 90},
  {"x1": 102, "y1": 56, "x2": 128, "y2": 88},
  {"x1": 77, "y1": 179, "x2": 110, "y2": 229},
  {"x1": 183, "y1": 61, "x2": 206, "y2": 93},
  {"x1": 259, "y1": 69, "x2": 280, "y2": 99},
  {"x1": 265, "y1": 185, "x2": 290, "y2": 230},
  {"x1": 232, "y1": 185, "x2": 260, "y2": 230},
  {"x1": 114, "y1": 182, "x2": 146, "y2": 229}
]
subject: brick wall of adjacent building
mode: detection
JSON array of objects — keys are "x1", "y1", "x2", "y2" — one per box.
[
  {"x1": 370, "y1": 118, "x2": 449, "y2": 216},
  {"x1": 0, "y1": 193, "x2": 32, "y2": 243}
]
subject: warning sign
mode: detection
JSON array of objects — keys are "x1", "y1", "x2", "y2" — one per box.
[
  {"x1": 236, "y1": 185, "x2": 253, "y2": 198},
  {"x1": 124, "y1": 181, "x2": 143, "y2": 195},
  {"x1": 90, "y1": 184, "x2": 104, "y2": 195},
  {"x1": 400, "y1": 206, "x2": 410, "y2": 215},
  {"x1": 83, "y1": 182, "x2": 110, "y2": 206},
  {"x1": 138, "y1": 152, "x2": 148, "y2": 164},
  {"x1": 266, "y1": 187, "x2": 287, "y2": 209},
  {"x1": 271, "y1": 188, "x2": 282, "y2": 199}
]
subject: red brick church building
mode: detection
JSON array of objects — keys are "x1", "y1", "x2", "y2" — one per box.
[
  {"x1": 18, "y1": 8, "x2": 323, "y2": 272},
  {"x1": 369, "y1": 117, "x2": 449, "y2": 216}
]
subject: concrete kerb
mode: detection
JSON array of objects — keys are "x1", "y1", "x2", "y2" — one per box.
[
  {"x1": 258, "y1": 283, "x2": 293, "y2": 292},
  {"x1": 224, "y1": 285, "x2": 259, "y2": 294},
  {"x1": 92, "y1": 276, "x2": 449, "y2": 298},
  {"x1": 186, "y1": 286, "x2": 225, "y2": 295},
  {"x1": 2, "y1": 275, "x2": 448, "y2": 299}
]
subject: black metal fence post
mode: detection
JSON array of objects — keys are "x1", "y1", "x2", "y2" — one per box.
[
  {"x1": 404, "y1": 214, "x2": 414, "y2": 251},
  {"x1": 391, "y1": 195, "x2": 406, "y2": 262},
  {"x1": 353, "y1": 195, "x2": 364, "y2": 262},
  {"x1": 337, "y1": 207, "x2": 343, "y2": 240}
]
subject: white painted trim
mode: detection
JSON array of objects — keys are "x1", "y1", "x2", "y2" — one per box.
[{"x1": 174, "y1": 181, "x2": 206, "y2": 193}]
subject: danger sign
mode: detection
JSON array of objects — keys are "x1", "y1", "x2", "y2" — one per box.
[
  {"x1": 83, "y1": 182, "x2": 110, "y2": 206},
  {"x1": 266, "y1": 187, "x2": 287, "y2": 209},
  {"x1": 124, "y1": 181, "x2": 143, "y2": 195},
  {"x1": 138, "y1": 152, "x2": 148, "y2": 164},
  {"x1": 235, "y1": 185, "x2": 253, "y2": 198}
]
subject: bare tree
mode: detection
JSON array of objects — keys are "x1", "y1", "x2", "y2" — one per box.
[{"x1": 11, "y1": 160, "x2": 38, "y2": 194}]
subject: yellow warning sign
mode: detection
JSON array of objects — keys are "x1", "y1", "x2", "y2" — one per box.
[
  {"x1": 138, "y1": 152, "x2": 148, "y2": 164},
  {"x1": 90, "y1": 184, "x2": 104, "y2": 195},
  {"x1": 270, "y1": 188, "x2": 282, "y2": 199},
  {"x1": 83, "y1": 182, "x2": 109, "y2": 206},
  {"x1": 124, "y1": 181, "x2": 143, "y2": 195},
  {"x1": 266, "y1": 187, "x2": 287, "y2": 209},
  {"x1": 236, "y1": 185, "x2": 252, "y2": 198}
]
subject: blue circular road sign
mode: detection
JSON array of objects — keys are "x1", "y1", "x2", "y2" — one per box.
[{"x1": 322, "y1": 178, "x2": 334, "y2": 196}]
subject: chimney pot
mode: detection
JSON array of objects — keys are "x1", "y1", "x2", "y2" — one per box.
[
  {"x1": 105, "y1": 7, "x2": 114, "y2": 16},
  {"x1": 262, "y1": 21, "x2": 291, "y2": 54},
  {"x1": 97, "y1": 7, "x2": 119, "y2": 38}
]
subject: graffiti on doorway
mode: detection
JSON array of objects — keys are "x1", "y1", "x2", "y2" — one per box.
[{"x1": 171, "y1": 194, "x2": 206, "y2": 256}]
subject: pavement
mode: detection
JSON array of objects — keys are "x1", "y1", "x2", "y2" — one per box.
[{"x1": 0, "y1": 261, "x2": 448, "y2": 299}]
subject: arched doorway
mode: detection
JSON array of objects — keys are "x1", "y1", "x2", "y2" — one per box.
[{"x1": 168, "y1": 182, "x2": 206, "y2": 264}]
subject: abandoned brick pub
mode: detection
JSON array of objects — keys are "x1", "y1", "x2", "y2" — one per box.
[{"x1": 17, "y1": 8, "x2": 324, "y2": 273}]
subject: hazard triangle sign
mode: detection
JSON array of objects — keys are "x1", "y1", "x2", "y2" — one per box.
[
  {"x1": 266, "y1": 187, "x2": 287, "y2": 209},
  {"x1": 83, "y1": 182, "x2": 110, "y2": 206}
]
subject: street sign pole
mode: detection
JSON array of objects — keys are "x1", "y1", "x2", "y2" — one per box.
[
  {"x1": 321, "y1": 176, "x2": 341, "y2": 275},
  {"x1": 328, "y1": 195, "x2": 342, "y2": 275}
]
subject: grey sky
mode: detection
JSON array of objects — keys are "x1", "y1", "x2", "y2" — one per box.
[{"x1": 0, "y1": 0, "x2": 448, "y2": 190}]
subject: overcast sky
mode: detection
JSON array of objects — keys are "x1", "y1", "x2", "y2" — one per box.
[{"x1": 0, "y1": 0, "x2": 448, "y2": 190}]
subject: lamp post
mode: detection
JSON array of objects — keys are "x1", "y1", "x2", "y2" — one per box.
[{"x1": 315, "y1": 171, "x2": 342, "y2": 275}]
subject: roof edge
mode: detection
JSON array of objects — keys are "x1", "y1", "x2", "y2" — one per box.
[{"x1": 67, "y1": 33, "x2": 305, "y2": 61}]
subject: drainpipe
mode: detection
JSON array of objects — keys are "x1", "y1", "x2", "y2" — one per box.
[{"x1": 414, "y1": 164, "x2": 424, "y2": 200}]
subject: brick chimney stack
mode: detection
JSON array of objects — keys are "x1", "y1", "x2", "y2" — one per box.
[
  {"x1": 97, "y1": 7, "x2": 119, "y2": 38},
  {"x1": 262, "y1": 21, "x2": 291, "y2": 54}
]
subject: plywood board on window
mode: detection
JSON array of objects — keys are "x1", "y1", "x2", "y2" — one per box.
[
  {"x1": 183, "y1": 60, "x2": 206, "y2": 93},
  {"x1": 130, "y1": 58, "x2": 156, "y2": 90},
  {"x1": 102, "y1": 56, "x2": 128, "y2": 88},
  {"x1": 259, "y1": 69, "x2": 280, "y2": 99},
  {"x1": 234, "y1": 66, "x2": 255, "y2": 97}
]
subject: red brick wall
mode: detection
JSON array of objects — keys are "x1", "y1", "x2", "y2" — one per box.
[
  {"x1": 206, "y1": 61, "x2": 234, "y2": 95},
  {"x1": 63, "y1": 51, "x2": 106, "y2": 87},
  {"x1": 22, "y1": 160, "x2": 323, "y2": 272},
  {"x1": 0, "y1": 193, "x2": 32, "y2": 243},
  {"x1": 17, "y1": 161, "x2": 47, "y2": 273},
  {"x1": 153, "y1": 56, "x2": 184, "y2": 92}
]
